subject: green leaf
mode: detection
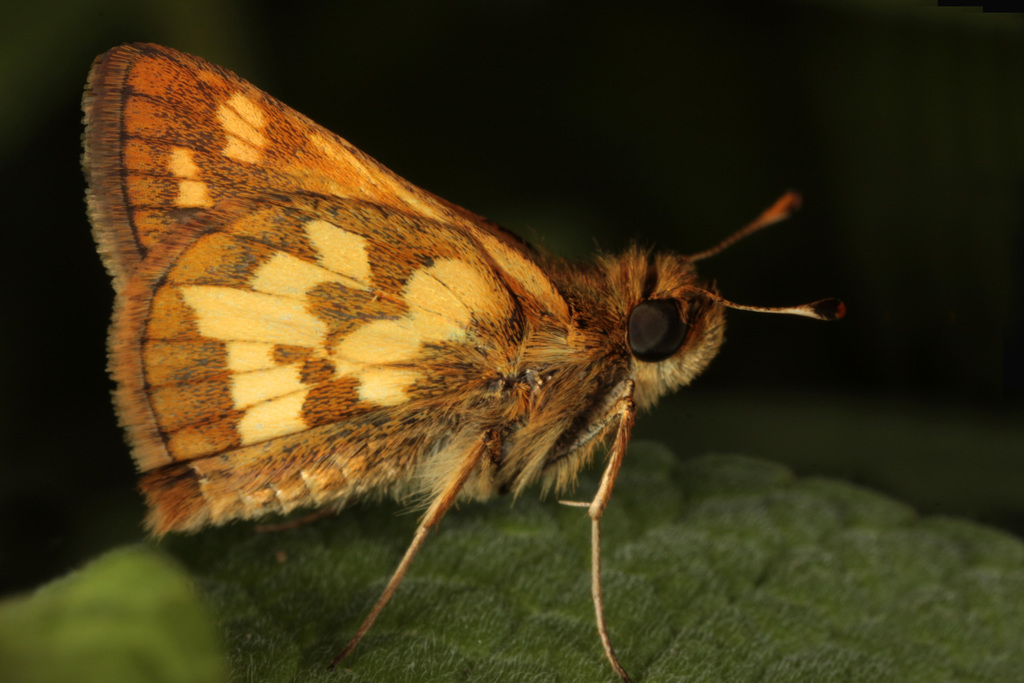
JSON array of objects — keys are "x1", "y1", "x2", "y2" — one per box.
[
  {"x1": 174, "y1": 444, "x2": 1024, "y2": 682},
  {"x1": 10, "y1": 445, "x2": 1024, "y2": 682},
  {"x1": 0, "y1": 546, "x2": 224, "y2": 683}
]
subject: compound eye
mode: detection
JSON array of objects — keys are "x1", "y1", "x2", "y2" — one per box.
[{"x1": 628, "y1": 299, "x2": 687, "y2": 362}]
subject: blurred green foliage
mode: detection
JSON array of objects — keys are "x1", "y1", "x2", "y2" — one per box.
[{"x1": 0, "y1": 546, "x2": 223, "y2": 683}]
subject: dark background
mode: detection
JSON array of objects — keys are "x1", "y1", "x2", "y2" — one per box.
[{"x1": 2, "y1": 1, "x2": 1021, "y2": 594}]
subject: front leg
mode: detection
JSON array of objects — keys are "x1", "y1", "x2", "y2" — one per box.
[{"x1": 588, "y1": 380, "x2": 637, "y2": 682}]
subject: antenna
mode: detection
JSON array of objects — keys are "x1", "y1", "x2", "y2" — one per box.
[
  {"x1": 686, "y1": 191, "x2": 845, "y2": 321},
  {"x1": 686, "y1": 288, "x2": 845, "y2": 321},
  {"x1": 688, "y1": 191, "x2": 803, "y2": 262}
]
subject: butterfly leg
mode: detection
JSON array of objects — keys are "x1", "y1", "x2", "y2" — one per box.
[
  {"x1": 588, "y1": 381, "x2": 637, "y2": 682},
  {"x1": 329, "y1": 429, "x2": 498, "y2": 669}
]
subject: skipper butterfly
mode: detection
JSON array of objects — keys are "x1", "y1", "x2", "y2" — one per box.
[{"x1": 82, "y1": 43, "x2": 843, "y2": 680}]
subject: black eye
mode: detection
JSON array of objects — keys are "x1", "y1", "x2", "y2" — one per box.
[{"x1": 628, "y1": 299, "x2": 687, "y2": 362}]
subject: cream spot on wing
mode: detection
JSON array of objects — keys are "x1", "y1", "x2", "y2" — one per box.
[
  {"x1": 236, "y1": 390, "x2": 309, "y2": 445},
  {"x1": 226, "y1": 341, "x2": 276, "y2": 372},
  {"x1": 231, "y1": 364, "x2": 304, "y2": 409},
  {"x1": 431, "y1": 258, "x2": 513, "y2": 320},
  {"x1": 217, "y1": 92, "x2": 266, "y2": 163},
  {"x1": 357, "y1": 367, "x2": 419, "y2": 406},
  {"x1": 222, "y1": 138, "x2": 260, "y2": 164},
  {"x1": 227, "y1": 92, "x2": 265, "y2": 128},
  {"x1": 179, "y1": 285, "x2": 327, "y2": 347},
  {"x1": 304, "y1": 219, "x2": 372, "y2": 285},
  {"x1": 402, "y1": 267, "x2": 470, "y2": 329},
  {"x1": 168, "y1": 147, "x2": 200, "y2": 177},
  {"x1": 250, "y1": 250, "x2": 367, "y2": 298},
  {"x1": 400, "y1": 258, "x2": 510, "y2": 336},
  {"x1": 176, "y1": 179, "x2": 212, "y2": 207},
  {"x1": 334, "y1": 320, "x2": 423, "y2": 364},
  {"x1": 331, "y1": 352, "x2": 419, "y2": 405}
]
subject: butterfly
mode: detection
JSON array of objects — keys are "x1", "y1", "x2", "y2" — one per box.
[{"x1": 82, "y1": 43, "x2": 843, "y2": 680}]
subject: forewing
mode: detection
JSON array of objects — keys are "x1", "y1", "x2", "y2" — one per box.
[
  {"x1": 82, "y1": 43, "x2": 572, "y2": 533},
  {"x1": 83, "y1": 42, "x2": 555, "y2": 299}
]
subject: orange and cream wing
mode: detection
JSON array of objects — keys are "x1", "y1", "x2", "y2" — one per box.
[
  {"x1": 83, "y1": 42, "x2": 564, "y2": 315},
  {"x1": 82, "y1": 43, "x2": 571, "y2": 533}
]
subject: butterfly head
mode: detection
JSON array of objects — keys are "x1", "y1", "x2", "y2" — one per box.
[
  {"x1": 621, "y1": 192, "x2": 844, "y2": 409},
  {"x1": 620, "y1": 251, "x2": 724, "y2": 410}
]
